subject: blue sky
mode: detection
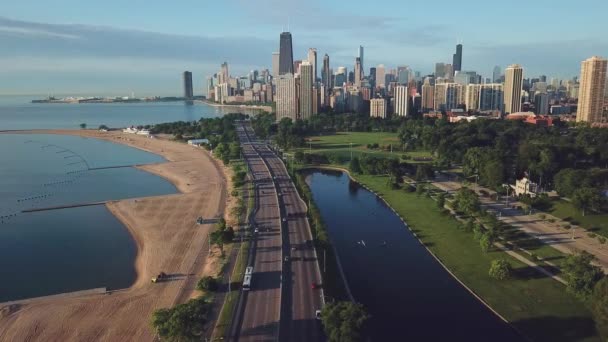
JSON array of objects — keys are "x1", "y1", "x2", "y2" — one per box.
[{"x1": 1, "y1": 0, "x2": 607, "y2": 96}]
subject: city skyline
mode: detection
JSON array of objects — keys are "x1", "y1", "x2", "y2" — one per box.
[{"x1": 2, "y1": 0, "x2": 608, "y2": 95}]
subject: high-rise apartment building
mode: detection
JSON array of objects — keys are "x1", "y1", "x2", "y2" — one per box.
[
  {"x1": 534, "y1": 92, "x2": 550, "y2": 115},
  {"x1": 370, "y1": 98, "x2": 387, "y2": 118},
  {"x1": 376, "y1": 65, "x2": 386, "y2": 88},
  {"x1": 577, "y1": 56, "x2": 607, "y2": 123},
  {"x1": 293, "y1": 60, "x2": 302, "y2": 75},
  {"x1": 493, "y1": 66, "x2": 502, "y2": 83},
  {"x1": 434, "y1": 83, "x2": 464, "y2": 111},
  {"x1": 435, "y1": 63, "x2": 446, "y2": 78},
  {"x1": 422, "y1": 78, "x2": 435, "y2": 112},
  {"x1": 453, "y1": 44, "x2": 463, "y2": 72},
  {"x1": 272, "y1": 52, "x2": 280, "y2": 77},
  {"x1": 279, "y1": 32, "x2": 294, "y2": 75},
  {"x1": 394, "y1": 85, "x2": 409, "y2": 117},
  {"x1": 183, "y1": 71, "x2": 193, "y2": 99},
  {"x1": 465, "y1": 84, "x2": 482, "y2": 111},
  {"x1": 276, "y1": 73, "x2": 297, "y2": 122},
  {"x1": 504, "y1": 64, "x2": 524, "y2": 114},
  {"x1": 479, "y1": 84, "x2": 504, "y2": 112},
  {"x1": 335, "y1": 67, "x2": 347, "y2": 88},
  {"x1": 445, "y1": 64, "x2": 454, "y2": 79},
  {"x1": 307, "y1": 48, "x2": 318, "y2": 82},
  {"x1": 299, "y1": 62, "x2": 314, "y2": 120},
  {"x1": 397, "y1": 66, "x2": 411, "y2": 84},
  {"x1": 219, "y1": 62, "x2": 230, "y2": 84}
]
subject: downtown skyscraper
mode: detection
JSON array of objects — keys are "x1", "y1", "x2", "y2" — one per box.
[
  {"x1": 504, "y1": 64, "x2": 524, "y2": 114},
  {"x1": 299, "y1": 61, "x2": 314, "y2": 120},
  {"x1": 577, "y1": 56, "x2": 607, "y2": 123},
  {"x1": 307, "y1": 48, "x2": 318, "y2": 82},
  {"x1": 358, "y1": 46, "x2": 364, "y2": 75},
  {"x1": 183, "y1": 71, "x2": 193, "y2": 99},
  {"x1": 453, "y1": 44, "x2": 463, "y2": 72},
  {"x1": 279, "y1": 32, "x2": 294, "y2": 75}
]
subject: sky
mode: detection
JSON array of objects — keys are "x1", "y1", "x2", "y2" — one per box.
[{"x1": 1, "y1": 0, "x2": 607, "y2": 96}]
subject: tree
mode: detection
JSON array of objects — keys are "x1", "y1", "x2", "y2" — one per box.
[
  {"x1": 480, "y1": 232, "x2": 493, "y2": 253},
  {"x1": 489, "y1": 259, "x2": 512, "y2": 280},
  {"x1": 79, "y1": 123, "x2": 87, "y2": 129},
  {"x1": 349, "y1": 156, "x2": 362, "y2": 174},
  {"x1": 436, "y1": 193, "x2": 446, "y2": 210},
  {"x1": 454, "y1": 188, "x2": 481, "y2": 215},
  {"x1": 562, "y1": 251, "x2": 604, "y2": 299},
  {"x1": 592, "y1": 278, "x2": 608, "y2": 339},
  {"x1": 150, "y1": 297, "x2": 210, "y2": 341},
  {"x1": 572, "y1": 187, "x2": 601, "y2": 216},
  {"x1": 416, "y1": 183, "x2": 426, "y2": 197},
  {"x1": 98, "y1": 124, "x2": 109, "y2": 130},
  {"x1": 415, "y1": 164, "x2": 434, "y2": 181},
  {"x1": 321, "y1": 302, "x2": 370, "y2": 342},
  {"x1": 294, "y1": 151, "x2": 305, "y2": 164},
  {"x1": 196, "y1": 276, "x2": 219, "y2": 292}
]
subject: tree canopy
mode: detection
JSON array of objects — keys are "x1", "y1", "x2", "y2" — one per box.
[
  {"x1": 562, "y1": 251, "x2": 604, "y2": 299},
  {"x1": 321, "y1": 301, "x2": 370, "y2": 342}
]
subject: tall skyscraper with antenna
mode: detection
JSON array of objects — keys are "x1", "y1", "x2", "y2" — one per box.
[
  {"x1": 453, "y1": 43, "x2": 463, "y2": 72},
  {"x1": 279, "y1": 32, "x2": 294, "y2": 75}
]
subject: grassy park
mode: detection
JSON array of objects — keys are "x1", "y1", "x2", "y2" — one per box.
[
  {"x1": 299, "y1": 132, "x2": 433, "y2": 163},
  {"x1": 291, "y1": 131, "x2": 603, "y2": 342},
  {"x1": 549, "y1": 199, "x2": 608, "y2": 238}
]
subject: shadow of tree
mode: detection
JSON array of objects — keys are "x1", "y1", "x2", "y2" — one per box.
[{"x1": 512, "y1": 316, "x2": 599, "y2": 342}]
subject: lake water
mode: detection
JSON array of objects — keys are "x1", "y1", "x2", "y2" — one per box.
[
  {"x1": 0, "y1": 95, "x2": 261, "y2": 130},
  {"x1": 0, "y1": 134, "x2": 177, "y2": 302},
  {"x1": 306, "y1": 170, "x2": 524, "y2": 341}
]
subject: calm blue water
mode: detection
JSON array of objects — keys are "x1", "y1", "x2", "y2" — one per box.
[
  {"x1": 306, "y1": 170, "x2": 523, "y2": 342},
  {"x1": 0, "y1": 95, "x2": 260, "y2": 130},
  {"x1": 0, "y1": 134, "x2": 177, "y2": 302}
]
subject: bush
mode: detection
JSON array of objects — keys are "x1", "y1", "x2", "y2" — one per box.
[
  {"x1": 231, "y1": 190, "x2": 239, "y2": 197},
  {"x1": 599, "y1": 237, "x2": 607, "y2": 244},
  {"x1": 197, "y1": 276, "x2": 219, "y2": 292},
  {"x1": 151, "y1": 297, "x2": 210, "y2": 340},
  {"x1": 489, "y1": 259, "x2": 512, "y2": 280},
  {"x1": 588, "y1": 233, "x2": 597, "y2": 238}
]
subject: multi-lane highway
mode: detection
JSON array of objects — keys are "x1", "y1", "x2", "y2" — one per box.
[
  {"x1": 230, "y1": 122, "x2": 324, "y2": 342},
  {"x1": 232, "y1": 124, "x2": 282, "y2": 341}
]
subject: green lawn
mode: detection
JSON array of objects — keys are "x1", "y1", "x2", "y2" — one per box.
[
  {"x1": 300, "y1": 132, "x2": 433, "y2": 163},
  {"x1": 348, "y1": 174, "x2": 601, "y2": 342},
  {"x1": 549, "y1": 200, "x2": 608, "y2": 238}
]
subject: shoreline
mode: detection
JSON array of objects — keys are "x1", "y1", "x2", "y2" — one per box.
[
  {"x1": 0, "y1": 129, "x2": 230, "y2": 341},
  {"x1": 196, "y1": 99, "x2": 273, "y2": 113}
]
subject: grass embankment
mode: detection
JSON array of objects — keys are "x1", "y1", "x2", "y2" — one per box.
[
  {"x1": 291, "y1": 131, "x2": 602, "y2": 342},
  {"x1": 301, "y1": 132, "x2": 432, "y2": 163},
  {"x1": 354, "y1": 174, "x2": 600, "y2": 342},
  {"x1": 290, "y1": 171, "x2": 349, "y2": 301},
  {"x1": 549, "y1": 199, "x2": 608, "y2": 238},
  {"x1": 212, "y1": 162, "x2": 253, "y2": 339}
]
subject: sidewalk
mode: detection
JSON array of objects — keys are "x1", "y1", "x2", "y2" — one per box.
[{"x1": 432, "y1": 178, "x2": 608, "y2": 274}]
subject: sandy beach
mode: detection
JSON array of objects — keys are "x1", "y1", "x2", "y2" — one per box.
[{"x1": 0, "y1": 130, "x2": 231, "y2": 341}]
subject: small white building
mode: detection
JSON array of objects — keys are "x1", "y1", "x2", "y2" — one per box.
[
  {"x1": 188, "y1": 139, "x2": 210, "y2": 147},
  {"x1": 514, "y1": 177, "x2": 539, "y2": 197}
]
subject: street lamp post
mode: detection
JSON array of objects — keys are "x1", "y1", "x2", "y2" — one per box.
[{"x1": 350, "y1": 142, "x2": 353, "y2": 161}]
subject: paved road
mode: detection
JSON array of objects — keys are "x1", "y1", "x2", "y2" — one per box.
[
  {"x1": 259, "y1": 131, "x2": 324, "y2": 342},
  {"x1": 433, "y1": 175, "x2": 608, "y2": 273},
  {"x1": 233, "y1": 124, "x2": 282, "y2": 342},
  {"x1": 232, "y1": 123, "x2": 324, "y2": 342}
]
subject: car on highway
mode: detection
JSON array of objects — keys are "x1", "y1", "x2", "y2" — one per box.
[
  {"x1": 282, "y1": 218, "x2": 287, "y2": 222},
  {"x1": 254, "y1": 227, "x2": 259, "y2": 234},
  {"x1": 284, "y1": 256, "x2": 290, "y2": 262},
  {"x1": 315, "y1": 310, "x2": 322, "y2": 320},
  {"x1": 311, "y1": 282, "x2": 319, "y2": 289}
]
